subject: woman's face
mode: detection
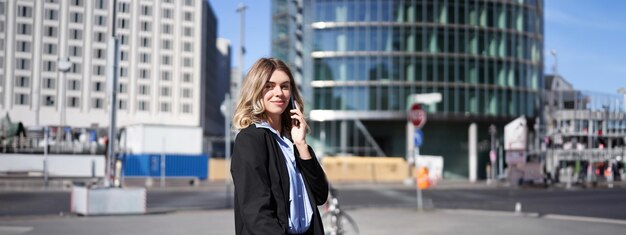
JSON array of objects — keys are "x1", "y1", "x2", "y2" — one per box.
[{"x1": 263, "y1": 70, "x2": 291, "y2": 120}]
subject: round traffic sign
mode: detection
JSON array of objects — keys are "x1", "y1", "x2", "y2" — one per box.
[{"x1": 408, "y1": 104, "x2": 426, "y2": 128}]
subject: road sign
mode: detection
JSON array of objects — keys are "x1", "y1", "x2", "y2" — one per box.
[
  {"x1": 408, "y1": 104, "x2": 427, "y2": 128},
  {"x1": 414, "y1": 129, "x2": 423, "y2": 147}
]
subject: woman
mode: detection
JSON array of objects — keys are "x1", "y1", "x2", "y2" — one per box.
[{"x1": 231, "y1": 58, "x2": 328, "y2": 235}]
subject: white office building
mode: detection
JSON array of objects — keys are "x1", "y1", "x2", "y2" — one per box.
[{"x1": 0, "y1": 0, "x2": 218, "y2": 130}]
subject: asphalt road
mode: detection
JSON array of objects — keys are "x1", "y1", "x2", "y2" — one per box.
[
  {"x1": 2, "y1": 186, "x2": 625, "y2": 220},
  {"x1": 337, "y1": 187, "x2": 626, "y2": 220}
]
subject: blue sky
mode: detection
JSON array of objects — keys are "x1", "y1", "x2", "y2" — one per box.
[{"x1": 209, "y1": 0, "x2": 626, "y2": 94}]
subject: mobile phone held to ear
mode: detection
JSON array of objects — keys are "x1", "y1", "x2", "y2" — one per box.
[
  {"x1": 291, "y1": 95, "x2": 300, "y2": 111},
  {"x1": 290, "y1": 95, "x2": 300, "y2": 126}
]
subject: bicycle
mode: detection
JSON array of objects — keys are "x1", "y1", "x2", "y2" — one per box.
[{"x1": 321, "y1": 186, "x2": 359, "y2": 235}]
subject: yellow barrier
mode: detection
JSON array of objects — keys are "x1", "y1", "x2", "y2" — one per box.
[
  {"x1": 208, "y1": 158, "x2": 230, "y2": 182},
  {"x1": 321, "y1": 157, "x2": 409, "y2": 183},
  {"x1": 208, "y1": 157, "x2": 411, "y2": 183}
]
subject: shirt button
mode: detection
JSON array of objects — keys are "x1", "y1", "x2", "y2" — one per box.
[{"x1": 298, "y1": 195, "x2": 302, "y2": 198}]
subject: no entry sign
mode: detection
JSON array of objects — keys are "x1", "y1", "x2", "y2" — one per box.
[{"x1": 408, "y1": 104, "x2": 426, "y2": 129}]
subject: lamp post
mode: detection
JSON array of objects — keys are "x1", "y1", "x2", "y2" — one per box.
[
  {"x1": 57, "y1": 57, "x2": 72, "y2": 150},
  {"x1": 550, "y1": 49, "x2": 558, "y2": 76},
  {"x1": 104, "y1": 0, "x2": 120, "y2": 187},
  {"x1": 235, "y1": 3, "x2": 247, "y2": 98},
  {"x1": 617, "y1": 87, "x2": 626, "y2": 112}
]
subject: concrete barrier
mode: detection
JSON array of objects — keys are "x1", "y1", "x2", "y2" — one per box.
[{"x1": 208, "y1": 157, "x2": 410, "y2": 183}]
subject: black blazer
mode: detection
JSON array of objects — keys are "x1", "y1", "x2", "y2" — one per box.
[{"x1": 231, "y1": 125, "x2": 329, "y2": 235}]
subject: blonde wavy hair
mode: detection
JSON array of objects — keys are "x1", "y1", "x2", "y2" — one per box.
[{"x1": 232, "y1": 58, "x2": 304, "y2": 134}]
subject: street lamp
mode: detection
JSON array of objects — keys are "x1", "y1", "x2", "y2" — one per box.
[
  {"x1": 618, "y1": 87, "x2": 626, "y2": 113},
  {"x1": 550, "y1": 49, "x2": 558, "y2": 76},
  {"x1": 235, "y1": 3, "x2": 247, "y2": 99},
  {"x1": 57, "y1": 57, "x2": 72, "y2": 150}
]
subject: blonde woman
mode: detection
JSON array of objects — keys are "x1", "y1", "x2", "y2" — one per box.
[{"x1": 231, "y1": 58, "x2": 328, "y2": 235}]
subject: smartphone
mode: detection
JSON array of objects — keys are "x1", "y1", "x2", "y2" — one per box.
[
  {"x1": 290, "y1": 94, "x2": 300, "y2": 126},
  {"x1": 290, "y1": 95, "x2": 300, "y2": 111}
]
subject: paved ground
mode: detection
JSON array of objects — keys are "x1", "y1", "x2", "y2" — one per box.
[
  {"x1": 1, "y1": 207, "x2": 625, "y2": 235},
  {"x1": 2, "y1": 179, "x2": 626, "y2": 234}
]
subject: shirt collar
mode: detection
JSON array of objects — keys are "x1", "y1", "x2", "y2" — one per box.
[
  {"x1": 255, "y1": 121, "x2": 293, "y2": 146},
  {"x1": 255, "y1": 121, "x2": 281, "y2": 136}
]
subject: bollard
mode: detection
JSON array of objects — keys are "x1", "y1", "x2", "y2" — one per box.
[
  {"x1": 565, "y1": 167, "x2": 572, "y2": 189},
  {"x1": 91, "y1": 159, "x2": 96, "y2": 178},
  {"x1": 586, "y1": 163, "x2": 593, "y2": 186},
  {"x1": 43, "y1": 159, "x2": 49, "y2": 187},
  {"x1": 515, "y1": 202, "x2": 522, "y2": 214},
  {"x1": 605, "y1": 162, "x2": 614, "y2": 189},
  {"x1": 486, "y1": 164, "x2": 492, "y2": 184}
]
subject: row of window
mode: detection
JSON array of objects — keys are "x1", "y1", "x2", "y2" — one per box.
[
  {"x1": 313, "y1": 57, "x2": 541, "y2": 89},
  {"x1": 39, "y1": 0, "x2": 195, "y2": 14},
  {"x1": 12, "y1": 77, "x2": 193, "y2": 98},
  {"x1": 12, "y1": 56, "x2": 194, "y2": 74},
  {"x1": 313, "y1": 27, "x2": 541, "y2": 61},
  {"x1": 312, "y1": 86, "x2": 539, "y2": 117},
  {"x1": 312, "y1": 0, "x2": 542, "y2": 34},
  {"x1": 17, "y1": 14, "x2": 193, "y2": 38},
  {"x1": 12, "y1": 93, "x2": 193, "y2": 113}
]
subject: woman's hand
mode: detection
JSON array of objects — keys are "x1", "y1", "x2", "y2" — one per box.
[{"x1": 290, "y1": 107, "x2": 312, "y2": 160}]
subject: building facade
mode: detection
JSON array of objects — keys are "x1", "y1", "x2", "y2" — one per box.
[
  {"x1": 273, "y1": 0, "x2": 544, "y2": 178},
  {"x1": 543, "y1": 75, "x2": 626, "y2": 180},
  {"x1": 0, "y1": 0, "x2": 217, "y2": 132}
]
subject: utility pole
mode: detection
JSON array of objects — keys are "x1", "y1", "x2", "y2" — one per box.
[{"x1": 236, "y1": 3, "x2": 247, "y2": 97}]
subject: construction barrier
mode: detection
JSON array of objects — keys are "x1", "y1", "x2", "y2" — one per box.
[
  {"x1": 208, "y1": 157, "x2": 412, "y2": 183},
  {"x1": 121, "y1": 154, "x2": 209, "y2": 180}
]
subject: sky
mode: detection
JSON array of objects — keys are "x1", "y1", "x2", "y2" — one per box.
[{"x1": 208, "y1": 0, "x2": 626, "y2": 94}]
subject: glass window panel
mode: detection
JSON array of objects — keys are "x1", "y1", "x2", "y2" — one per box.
[{"x1": 381, "y1": 86, "x2": 389, "y2": 110}]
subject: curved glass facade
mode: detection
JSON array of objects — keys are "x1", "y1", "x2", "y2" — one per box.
[
  {"x1": 307, "y1": 0, "x2": 543, "y2": 118},
  {"x1": 272, "y1": 0, "x2": 544, "y2": 178}
]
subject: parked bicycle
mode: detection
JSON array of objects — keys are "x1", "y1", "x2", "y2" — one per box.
[{"x1": 322, "y1": 186, "x2": 359, "y2": 235}]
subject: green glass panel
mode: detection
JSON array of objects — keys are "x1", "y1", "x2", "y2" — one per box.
[
  {"x1": 439, "y1": 2, "x2": 447, "y2": 23},
  {"x1": 407, "y1": 5, "x2": 415, "y2": 22},
  {"x1": 470, "y1": 91, "x2": 478, "y2": 114},
  {"x1": 396, "y1": 3, "x2": 404, "y2": 22},
  {"x1": 469, "y1": 64, "x2": 477, "y2": 84},
  {"x1": 508, "y1": 66, "x2": 514, "y2": 87},
  {"x1": 479, "y1": 5, "x2": 487, "y2": 26},
  {"x1": 429, "y1": 30, "x2": 437, "y2": 52},
  {"x1": 489, "y1": 36, "x2": 497, "y2": 56},
  {"x1": 407, "y1": 32, "x2": 415, "y2": 52},
  {"x1": 516, "y1": 10, "x2": 523, "y2": 31},
  {"x1": 489, "y1": 93, "x2": 497, "y2": 115}
]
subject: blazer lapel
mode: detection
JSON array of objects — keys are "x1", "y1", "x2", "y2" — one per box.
[{"x1": 264, "y1": 129, "x2": 291, "y2": 217}]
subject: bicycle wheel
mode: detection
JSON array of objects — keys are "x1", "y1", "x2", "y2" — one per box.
[{"x1": 322, "y1": 211, "x2": 360, "y2": 235}]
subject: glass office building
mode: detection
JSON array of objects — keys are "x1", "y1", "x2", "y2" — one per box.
[{"x1": 273, "y1": 0, "x2": 544, "y2": 178}]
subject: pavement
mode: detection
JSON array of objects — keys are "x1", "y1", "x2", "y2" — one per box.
[
  {"x1": 2, "y1": 179, "x2": 626, "y2": 234},
  {"x1": 1, "y1": 207, "x2": 626, "y2": 235},
  {"x1": 3, "y1": 176, "x2": 625, "y2": 192}
]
